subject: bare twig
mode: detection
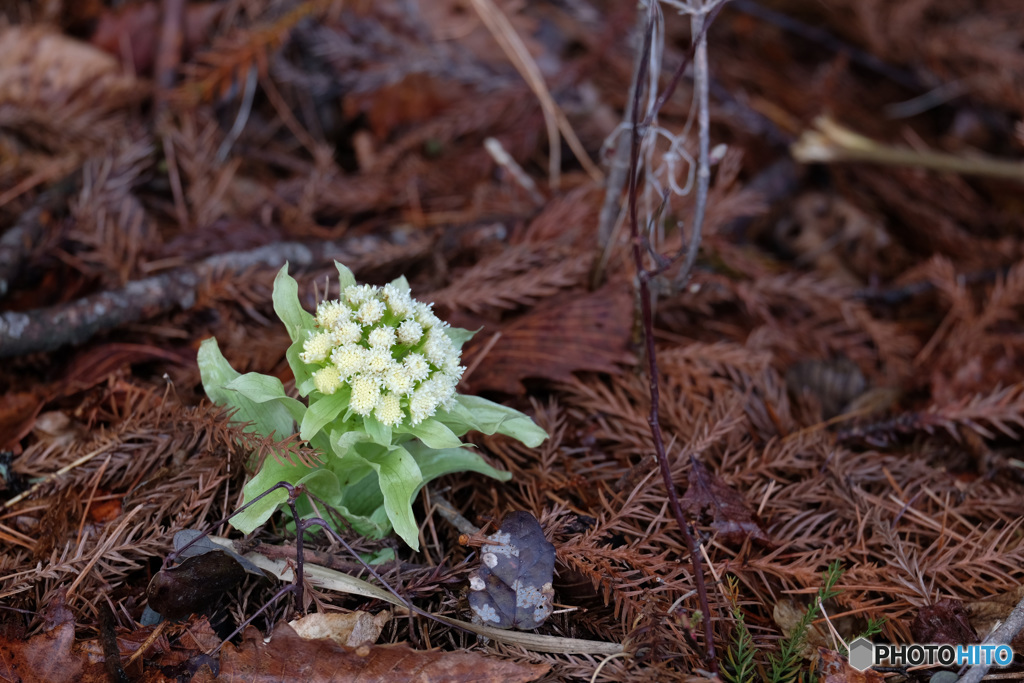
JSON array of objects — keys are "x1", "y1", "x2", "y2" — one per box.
[
  {"x1": 484, "y1": 137, "x2": 545, "y2": 206},
  {"x1": 793, "y1": 116, "x2": 1024, "y2": 183},
  {"x1": 430, "y1": 490, "x2": 481, "y2": 536},
  {"x1": 626, "y1": 3, "x2": 717, "y2": 670},
  {"x1": 595, "y1": 9, "x2": 647, "y2": 278},
  {"x1": 593, "y1": 1, "x2": 724, "y2": 289},
  {"x1": 672, "y1": 9, "x2": 710, "y2": 289},
  {"x1": 0, "y1": 231, "x2": 429, "y2": 358}
]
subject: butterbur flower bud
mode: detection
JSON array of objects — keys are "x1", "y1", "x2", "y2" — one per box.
[
  {"x1": 313, "y1": 366, "x2": 342, "y2": 395},
  {"x1": 357, "y1": 299, "x2": 385, "y2": 325},
  {"x1": 397, "y1": 320, "x2": 423, "y2": 345},
  {"x1": 375, "y1": 393, "x2": 402, "y2": 426},
  {"x1": 368, "y1": 326, "x2": 396, "y2": 349},
  {"x1": 300, "y1": 331, "x2": 334, "y2": 364},
  {"x1": 335, "y1": 321, "x2": 362, "y2": 345},
  {"x1": 300, "y1": 280, "x2": 465, "y2": 427},
  {"x1": 316, "y1": 300, "x2": 349, "y2": 329},
  {"x1": 350, "y1": 375, "x2": 380, "y2": 415}
]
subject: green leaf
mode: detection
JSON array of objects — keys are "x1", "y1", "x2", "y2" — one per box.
[
  {"x1": 443, "y1": 326, "x2": 477, "y2": 351},
  {"x1": 435, "y1": 395, "x2": 547, "y2": 447},
  {"x1": 300, "y1": 388, "x2": 351, "y2": 441},
  {"x1": 364, "y1": 548, "x2": 396, "y2": 565},
  {"x1": 341, "y1": 471, "x2": 385, "y2": 517},
  {"x1": 363, "y1": 415, "x2": 392, "y2": 447},
  {"x1": 232, "y1": 453, "x2": 316, "y2": 533},
  {"x1": 198, "y1": 338, "x2": 296, "y2": 441},
  {"x1": 273, "y1": 264, "x2": 316, "y2": 342},
  {"x1": 329, "y1": 426, "x2": 370, "y2": 461},
  {"x1": 357, "y1": 444, "x2": 423, "y2": 550},
  {"x1": 388, "y1": 275, "x2": 410, "y2": 293},
  {"x1": 394, "y1": 418, "x2": 463, "y2": 450},
  {"x1": 334, "y1": 261, "x2": 356, "y2": 292},
  {"x1": 225, "y1": 373, "x2": 306, "y2": 423},
  {"x1": 405, "y1": 440, "x2": 511, "y2": 490},
  {"x1": 297, "y1": 468, "x2": 389, "y2": 540},
  {"x1": 286, "y1": 340, "x2": 316, "y2": 397}
]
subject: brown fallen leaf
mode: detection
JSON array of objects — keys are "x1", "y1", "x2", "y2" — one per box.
[
  {"x1": 192, "y1": 622, "x2": 549, "y2": 683},
  {"x1": 681, "y1": 457, "x2": 770, "y2": 546},
  {"x1": 772, "y1": 601, "x2": 830, "y2": 662},
  {"x1": 0, "y1": 622, "x2": 82, "y2": 683},
  {"x1": 0, "y1": 390, "x2": 44, "y2": 451},
  {"x1": 0, "y1": 26, "x2": 138, "y2": 106},
  {"x1": 461, "y1": 285, "x2": 634, "y2": 394},
  {"x1": 817, "y1": 647, "x2": 885, "y2": 683},
  {"x1": 289, "y1": 611, "x2": 389, "y2": 648},
  {"x1": 78, "y1": 615, "x2": 219, "y2": 677},
  {"x1": 912, "y1": 598, "x2": 978, "y2": 645},
  {"x1": 966, "y1": 586, "x2": 1024, "y2": 650}
]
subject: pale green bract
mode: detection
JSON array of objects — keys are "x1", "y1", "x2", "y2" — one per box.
[{"x1": 198, "y1": 262, "x2": 548, "y2": 550}]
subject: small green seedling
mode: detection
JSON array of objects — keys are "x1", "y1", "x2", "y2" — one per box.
[{"x1": 198, "y1": 262, "x2": 547, "y2": 550}]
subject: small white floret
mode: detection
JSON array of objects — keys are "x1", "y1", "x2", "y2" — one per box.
[
  {"x1": 300, "y1": 331, "x2": 334, "y2": 364},
  {"x1": 396, "y1": 320, "x2": 423, "y2": 345},
  {"x1": 349, "y1": 375, "x2": 380, "y2": 415},
  {"x1": 374, "y1": 392, "x2": 403, "y2": 426},
  {"x1": 367, "y1": 326, "x2": 396, "y2": 349},
  {"x1": 357, "y1": 299, "x2": 385, "y2": 325},
  {"x1": 313, "y1": 366, "x2": 342, "y2": 395}
]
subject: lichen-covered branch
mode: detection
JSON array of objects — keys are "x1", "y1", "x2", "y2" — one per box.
[{"x1": 0, "y1": 231, "x2": 427, "y2": 358}]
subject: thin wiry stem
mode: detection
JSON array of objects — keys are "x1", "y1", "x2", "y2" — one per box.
[
  {"x1": 626, "y1": 2, "x2": 717, "y2": 671},
  {"x1": 673, "y1": 10, "x2": 711, "y2": 289}
]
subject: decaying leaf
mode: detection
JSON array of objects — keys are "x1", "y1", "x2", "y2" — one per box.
[
  {"x1": 911, "y1": 598, "x2": 978, "y2": 645},
  {"x1": 289, "y1": 611, "x2": 390, "y2": 648},
  {"x1": 147, "y1": 530, "x2": 267, "y2": 620},
  {"x1": 468, "y1": 511, "x2": 555, "y2": 630},
  {"x1": 461, "y1": 285, "x2": 634, "y2": 394},
  {"x1": 0, "y1": 596, "x2": 80, "y2": 683},
  {"x1": 817, "y1": 647, "x2": 885, "y2": 683},
  {"x1": 681, "y1": 457, "x2": 770, "y2": 546},
  {"x1": 0, "y1": 26, "x2": 136, "y2": 99},
  {"x1": 192, "y1": 622, "x2": 549, "y2": 683},
  {"x1": 966, "y1": 586, "x2": 1024, "y2": 649},
  {"x1": 773, "y1": 601, "x2": 830, "y2": 660}
]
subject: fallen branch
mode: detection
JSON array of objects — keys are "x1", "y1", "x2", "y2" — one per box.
[{"x1": 0, "y1": 231, "x2": 429, "y2": 358}]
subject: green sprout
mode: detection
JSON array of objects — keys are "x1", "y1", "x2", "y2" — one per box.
[{"x1": 198, "y1": 262, "x2": 547, "y2": 550}]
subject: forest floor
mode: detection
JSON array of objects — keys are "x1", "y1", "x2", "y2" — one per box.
[{"x1": 2, "y1": 0, "x2": 1024, "y2": 681}]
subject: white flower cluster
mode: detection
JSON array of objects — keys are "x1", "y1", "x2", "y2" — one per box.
[{"x1": 299, "y1": 283, "x2": 464, "y2": 427}]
